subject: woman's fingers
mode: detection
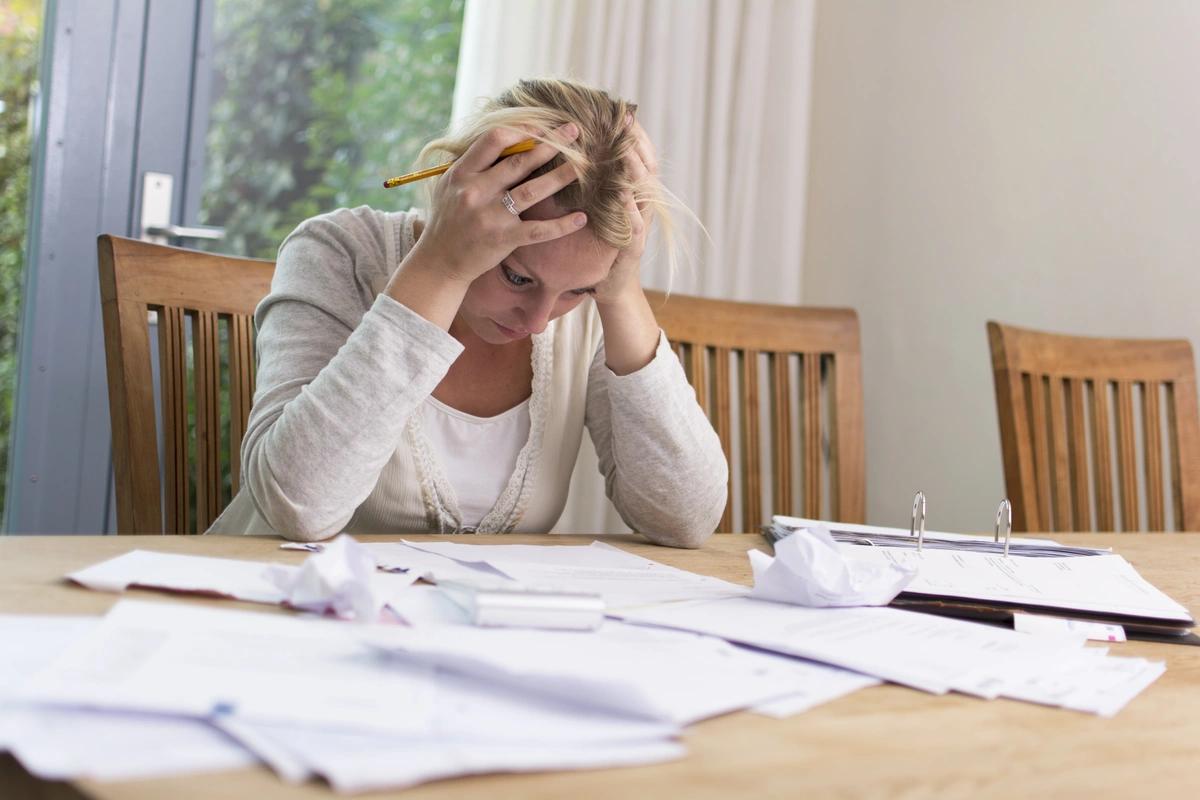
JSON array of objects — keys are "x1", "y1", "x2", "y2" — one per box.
[
  {"x1": 453, "y1": 126, "x2": 537, "y2": 175},
  {"x1": 505, "y1": 161, "x2": 579, "y2": 214},
  {"x1": 627, "y1": 119, "x2": 659, "y2": 177},
  {"x1": 488, "y1": 122, "x2": 580, "y2": 188},
  {"x1": 516, "y1": 210, "x2": 588, "y2": 247}
]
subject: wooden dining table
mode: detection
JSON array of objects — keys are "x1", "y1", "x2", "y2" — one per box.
[{"x1": 0, "y1": 531, "x2": 1197, "y2": 800}]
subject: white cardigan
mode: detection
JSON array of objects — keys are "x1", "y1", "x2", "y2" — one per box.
[{"x1": 208, "y1": 206, "x2": 728, "y2": 547}]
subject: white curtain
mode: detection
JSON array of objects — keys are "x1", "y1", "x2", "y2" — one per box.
[{"x1": 450, "y1": 0, "x2": 816, "y2": 533}]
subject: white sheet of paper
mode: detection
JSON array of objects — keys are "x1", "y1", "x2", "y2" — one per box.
[
  {"x1": 5, "y1": 707, "x2": 257, "y2": 782},
  {"x1": 842, "y1": 546, "x2": 1193, "y2": 622},
  {"x1": 67, "y1": 547, "x2": 419, "y2": 618},
  {"x1": 220, "y1": 717, "x2": 684, "y2": 794},
  {"x1": 1013, "y1": 613, "x2": 1126, "y2": 642},
  {"x1": 215, "y1": 648, "x2": 682, "y2": 788},
  {"x1": 616, "y1": 596, "x2": 1084, "y2": 696},
  {"x1": 748, "y1": 526, "x2": 916, "y2": 607},
  {"x1": 364, "y1": 542, "x2": 518, "y2": 585},
  {"x1": 0, "y1": 615, "x2": 257, "y2": 781},
  {"x1": 19, "y1": 599, "x2": 436, "y2": 735},
  {"x1": 68, "y1": 550, "x2": 289, "y2": 604},
  {"x1": 999, "y1": 651, "x2": 1165, "y2": 716},
  {"x1": 364, "y1": 619, "x2": 828, "y2": 725},
  {"x1": 394, "y1": 540, "x2": 747, "y2": 610}
]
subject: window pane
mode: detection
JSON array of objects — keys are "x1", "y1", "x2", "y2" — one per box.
[
  {"x1": 0, "y1": 0, "x2": 43, "y2": 525},
  {"x1": 199, "y1": 0, "x2": 465, "y2": 259}
]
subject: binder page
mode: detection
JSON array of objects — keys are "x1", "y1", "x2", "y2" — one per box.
[{"x1": 842, "y1": 547, "x2": 1194, "y2": 622}]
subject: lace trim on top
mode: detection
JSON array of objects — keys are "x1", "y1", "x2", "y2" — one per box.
[{"x1": 406, "y1": 327, "x2": 553, "y2": 533}]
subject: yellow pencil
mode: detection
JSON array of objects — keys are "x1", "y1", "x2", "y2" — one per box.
[{"x1": 382, "y1": 140, "x2": 539, "y2": 189}]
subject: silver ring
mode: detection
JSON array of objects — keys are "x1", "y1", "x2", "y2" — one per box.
[{"x1": 500, "y1": 191, "x2": 520, "y2": 216}]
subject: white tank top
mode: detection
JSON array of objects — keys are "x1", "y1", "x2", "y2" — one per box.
[{"x1": 420, "y1": 396, "x2": 532, "y2": 529}]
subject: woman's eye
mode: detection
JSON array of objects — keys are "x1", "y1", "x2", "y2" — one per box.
[
  {"x1": 501, "y1": 265, "x2": 532, "y2": 287},
  {"x1": 569, "y1": 288, "x2": 596, "y2": 297}
]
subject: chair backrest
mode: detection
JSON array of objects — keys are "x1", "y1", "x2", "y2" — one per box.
[
  {"x1": 987, "y1": 320, "x2": 1200, "y2": 532},
  {"x1": 98, "y1": 235, "x2": 274, "y2": 534},
  {"x1": 646, "y1": 291, "x2": 865, "y2": 532}
]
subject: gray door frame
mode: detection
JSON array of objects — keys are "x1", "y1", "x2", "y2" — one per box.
[{"x1": 3, "y1": 0, "x2": 214, "y2": 533}]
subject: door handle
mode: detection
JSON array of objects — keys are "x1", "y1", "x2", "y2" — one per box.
[
  {"x1": 143, "y1": 223, "x2": 225, "y2": 240},
  {"x1": 139, "y1": 171, "x2": 226, "y2": 245}
]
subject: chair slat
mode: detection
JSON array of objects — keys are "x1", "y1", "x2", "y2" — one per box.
[
  {"x1": 689, "y1": 344, "x2": 709, "y2": 417},
  {"x1": 1091, "y1": 380, "x2": 1115, "y2": 531},
  {"x1": 803, "y1": 354, "x2": 821, "y2": 518},
  {"x1": 1066, "y1": 378, "x2": 1091, "y2": 531},
  {"x1": 771, "y1": 352, "x2": 793, "y2": 517},
  {"x1": 1027, "y1": 374, "x2": 1052, "y2": 532},
  {"x1": 713, "y1": 347, "x2": 733, "y2": 532},
  {"x1": 158, "y1": 306, "x2": 189, "y2": 534},
  {"x1": 1143, "y1": 381, "x2": 1165, "y2": 530},
  {"x1": 193, "y1": 310, "x2": 222, "y2": 532},
  {"x1": 830, "y1": 351, "x2": 865, "y2": 522},
  {"x1": 1047, "y1": 377, "x2": 1072, "y2": 530},
  {"x1": 1115, "y1": 380, "x2": 1139, "y2": 530},
  {"x1": 740, "y1": 350, "x2": 762, "y2": 533},
  {"x1": 228, "y1": 313, "x2": 255, "y2": 494}
]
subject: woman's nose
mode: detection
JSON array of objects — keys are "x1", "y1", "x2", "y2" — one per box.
[{"x1": 518, "y1": 297, "x2": 555, "y2": 334}]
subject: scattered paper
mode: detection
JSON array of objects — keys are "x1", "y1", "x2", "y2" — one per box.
[
  {"x1": 384, "y1": 540, "x2": 747, "y2": 610},
  {"x1": 617, "y1": 596, "x2": 1085, "y2": 697},
  {"x1": 0, "y1": 615, "x2": 257, "y2": 782},
  {"x1": 218, "y1": 717, "x2": 684, "y2": 794},
  {"x1": 748, "y1": 525, "x2": 916, "y2": 607},
  {"x1": 1014, "y1": 613, "x2": 1126, "y2": 642},
  {"x1": 265, "y1": 534, "x2": 414, "y2": 621},
  {"x1": 19, "y1": 600, "x2": 437, "y2": 735},
  {"x1": 364, "y1": 620, "x2": 833, "y2": 725}
]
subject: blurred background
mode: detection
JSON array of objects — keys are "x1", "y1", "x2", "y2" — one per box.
[{"x1": 2, "y1": 0, "x2": 1199, "y2": 535}]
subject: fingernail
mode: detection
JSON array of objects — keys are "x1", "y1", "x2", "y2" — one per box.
[
  {"x1": 625, "y1": 112, "x2": 633, "y2": 126},
  {"x1": 562, "y1": 122, "x2": 578, "y2": 138},
  {"x1": 574, "y1": 213, "x2": 587, "y2": 227}
]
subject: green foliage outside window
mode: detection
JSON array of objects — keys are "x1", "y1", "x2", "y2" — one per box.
[
  {"x1": 0, "y1": 0, "x2": 41, "y2": 524},
  {"x1": 199, "y1": 0, "x2": 465, "y2": 259}
]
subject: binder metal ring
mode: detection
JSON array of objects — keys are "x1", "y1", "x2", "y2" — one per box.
[
  {"x1": 995, "y1": 499, "x2": 1013, "y2": 557},
  {"x1": 910, "y1": 491, "x2": 927, "y2": 553}
]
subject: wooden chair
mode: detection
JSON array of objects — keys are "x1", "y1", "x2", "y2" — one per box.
[
  {"x1": 646, "y1": 291, "x2": 865, "y2": 532},
  {"x1": 98, "y1": 235, "x2": 274, "y2": 534},
  {"x1": 987, "y1": 321, "x2": 1200, "y2": 532}
]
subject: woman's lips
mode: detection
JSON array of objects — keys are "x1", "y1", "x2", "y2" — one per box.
[{"x1": 493, "y1": 320, "x2": 527, "y2": 338}]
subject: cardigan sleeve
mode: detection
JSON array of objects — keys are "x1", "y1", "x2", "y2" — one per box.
[
  {"x1": 584, "y1": 331, "x2": 729, "y2": 548},
  {"x1": 239, "y1": 210, "x2": 463, "y2": 541}
]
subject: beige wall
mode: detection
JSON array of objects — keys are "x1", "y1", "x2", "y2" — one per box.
[{"x1": 802, "y1": 1, "x2": 1200, "y2": 530}]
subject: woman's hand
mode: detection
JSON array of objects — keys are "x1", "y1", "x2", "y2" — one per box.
[
  {"x1": 592, "y1": 118, "x2": 663, "y2": 375},
  {"x1": 592, "y1": 118, "x2": 658, "y2": 306},
  {"x1": 410, "y1": 123, "x2": 587, "y2": 286}
]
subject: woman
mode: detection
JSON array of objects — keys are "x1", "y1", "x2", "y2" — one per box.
[{"x1": 209, "y1": 78, "x2": 727, "y2": 547}]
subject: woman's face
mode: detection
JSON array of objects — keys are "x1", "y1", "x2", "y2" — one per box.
[{"x1": 456, "y1": 199, "x2": 618, "y2": 345}]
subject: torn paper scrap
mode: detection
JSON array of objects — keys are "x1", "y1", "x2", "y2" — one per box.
[
  {"x1": 748, "y1": 524, "x2": 916, "y2": 607},
  {"x1": 68, "y1": 550, "x2": 290, "y2": 605}
]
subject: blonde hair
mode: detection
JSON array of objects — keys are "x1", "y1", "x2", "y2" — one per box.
[{"x1": 419, "y1": 78, "x2": 690, "y2": 277}]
